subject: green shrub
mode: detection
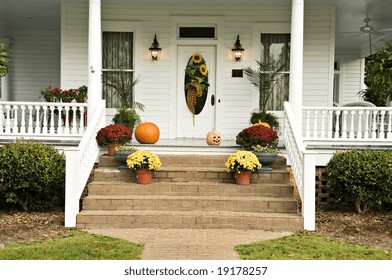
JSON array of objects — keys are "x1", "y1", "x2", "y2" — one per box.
[
  {"x1": 0, "y1": 140, "x2": 65, "y2": 211},
  {"x1": 325, "y1": 149, "x2": 392, "y2": 213}
]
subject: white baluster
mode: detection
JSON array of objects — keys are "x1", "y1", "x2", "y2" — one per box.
[
  {"x1": 12, "y1": 105, "x2": 18, "y2": 133},
  {"x1": 35, "y1": 105, "x2": 41, "y2": 134},
  {"x1": 71, "y1": 105, "x2": 77, "y2": 134},
  {"x1": 379, "y1": 110, "x2": 386, "y2": 139},
  {"x1": 320, "y1": 110, "x2": 326, "y2": 139},
  {"x1": 334, "y1": 110, "x2": 341, "y2": 138},
  {"x1": 42, "y1": 106, "x2": 48, "y2": 135},
  {"x1": 27, "y1": 105, "x2": 34, "y2": 134},
  {"x1": 364, "y1": 110, "x2": 370, "y2": 139},
  {"x1": 305, "y1": 110, "x2": 311, "y2": 138},
  {"x1": 20, "y1": 105, "x2": 26, "y2": 133},
  {"x1": 387, "y1": 111, "x2": 392, "y2": 139},
  {"x1": 327, "y1": 110, "x2": 333, "y2": 138},
  {"x1": 50, "y1": 105, "x2": 55, "y2": 134},
  {"x1": 57, "y1": 105, "x2": 63, "y2": 134},
  {"x1": 349, "y1": 110, "x2": 355, "y2": 139},
  {"x1": 63, "y1": 105, "x2": 70, "y2": 135},
  {"x1": 357, "y1": 111, "x2": 363, "y2": 139},
  {"x1": 341, "y1": 110, "x2": 348, "y2": 139},
  {"x1": 4, "y1": 105, "x2": 11, "y2": 133},
  {"x1": 313, "y1": 110, "x2": 319, "y2": 138},
  {"x1": 371, "y1": 110, "x2": 378, "y2": 139}
]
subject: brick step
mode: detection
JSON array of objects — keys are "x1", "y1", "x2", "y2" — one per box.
[
  {"x1": 93, "y1": 166, "x2": 291, "y2": 184},
  {"x1": 82, "y1": 195, "x2": 298, "y2": 213},
  {"x1": 88, "y1": 181, "x2": 294, "y2": 198},
  {"x1": 99, "y1": 154, "x2": 287, "y2": 169},
  {"x1": 76, "y1": 210, "x2": 302, "y2": 231}
]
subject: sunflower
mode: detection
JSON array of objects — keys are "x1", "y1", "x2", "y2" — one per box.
[
  {"x1": 192, "y1": 52, "x2": 203, "y2": 64},
  {"x1": 199, "y1": 64, "x2": 208, "y2": 76}
]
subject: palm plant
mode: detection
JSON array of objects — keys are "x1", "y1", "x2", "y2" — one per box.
[
  {"x1": 243, "y1": 60, "x2": 286, "y2": 112},
  {"x1": 0, "y1": 43, "x2": 9, "y2": 77},
  {"x1": 103, "y1": 64, "x2": 145, "y2": 111}
]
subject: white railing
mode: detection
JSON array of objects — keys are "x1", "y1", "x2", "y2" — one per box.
[
  {"x1": 64, "y1": 100, "x2": 106, "y2": 227},
  {"x1": 303, "y1": 106, "x2": 392, "y2": 145},
  {"x1": 284, "y1": 102, "x2": 316, "y2": 230},
  {"x1": 0, "y1": 101, "x2": 87, "y2": 140}
]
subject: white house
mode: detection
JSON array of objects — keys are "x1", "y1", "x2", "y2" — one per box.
[{"x1": 1, "y1": 0, "x2": 392, "y2": 230}]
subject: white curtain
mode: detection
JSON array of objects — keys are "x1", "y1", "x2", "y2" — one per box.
[
  {"x1": 102, "y1": 32, "x2": 134, "y2": 108},
  {"x1": 260, "y1": 34, "x2": 290, "y2": 111}
]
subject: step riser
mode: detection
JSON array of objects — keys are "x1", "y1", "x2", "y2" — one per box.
[
  {"x1": 88, "y1": 183, "x2": 294, "y2": 198},
  {"x1": 82, "y1": 198, "x2": 298, "y2": 213},
  {"x1": 99, "y1": 155, "x2": 287, "y2": 169},
  {"x1": 76, "y1": 214, "x2": 302, "y2": 231},
  {"x1": 94, "y1": 168, "x2": 291, "y2": 184}
]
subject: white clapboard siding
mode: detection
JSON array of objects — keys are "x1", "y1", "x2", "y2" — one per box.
[
  {"x1": 10, "y1": 30, "x2": 60, "y2": 102},
  {"x1": 61, "y1": 4, "x2": 336, "y2": 138}
]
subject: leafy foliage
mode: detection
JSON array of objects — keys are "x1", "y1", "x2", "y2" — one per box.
[
  {"x1": 359, "y1": 41, "x2": 392, "y2": 106},
  {"x1": 236, "y1": 125, "x2": 279, "y2": 150},
  {"x1": 0, "y1": 43, "x2": 9, "y2": 77},
  {"x1": 112, "y1": 108, "x2": 141, "y2": 131},
  {"x1": 0, "y1": 140, "x2": 65, "y2": 211},
  {"x1": 225, "y1": 150, "x2": 261, "y2": 172},
  {"x1": 250, "y1": 110, "x2": 280, "y2": 131},
  {"x1": 102, "y1": 64, "x2": 144, "y2": 110},
  {"x1": 325, "y1": 149, "x2": 392, "y2": 213},
  {"x1": 243, "y1": 60, "x2": 286, "y2": 112},
  {"x1": 95, "y1": 124, "x2": 132, "y2": 146}
]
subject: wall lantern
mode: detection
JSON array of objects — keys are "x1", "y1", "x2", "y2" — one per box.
[
  {"x1": 149, "y1": 34, "x2": 162, "y2": 61},
  {"x1": 231, "y1": 35, "x2": 244, "y2": 62}
]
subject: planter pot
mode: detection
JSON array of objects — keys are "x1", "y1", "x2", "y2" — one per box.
[
  {"x1": 107, "y1": 143, "x2": 122, "y2": 157},
  {"x1": 254, "y1": 152, "x2": 277, "y2": 172},
  {"x1": 235, "y1": 170, "x2": 252, "y2": 185},
  {"x1": 115, "y1": 150, "x2": 135, "y2": 167},
  {"x1": 135, "y1": 169, "x2": 153, "y2": 184}
]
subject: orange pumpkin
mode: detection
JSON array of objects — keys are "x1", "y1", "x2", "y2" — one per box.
[
  {"x1": 206, "y1": 129, "x2": 222, "y2": 145},
  {"x1": 135, "y1": 122, "x2": 160, "y2": 144},
  {"x1": 252, "y1": 120, "x2": 271, "y2": 129}
]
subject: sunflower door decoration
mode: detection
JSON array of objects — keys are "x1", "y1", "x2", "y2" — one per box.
[{"x1": 184, "y1": 52, "x2": 210, "y2": 125}]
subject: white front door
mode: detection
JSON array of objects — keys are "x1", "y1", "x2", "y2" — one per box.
[{"x1": 177, "y1": 46, "x2": 216, "y2": 138}]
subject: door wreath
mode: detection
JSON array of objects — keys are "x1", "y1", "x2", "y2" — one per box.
[{"x1": 184, "y1": 52, "x2": 210, "y2": 125}]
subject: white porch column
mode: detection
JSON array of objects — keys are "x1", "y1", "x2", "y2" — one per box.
[
  {"x1": 289, "y1": 0, "x2": 304, "y2": 131},
  {"x1": 87, "y1": 0, "x2": 102, "y2": 123}
]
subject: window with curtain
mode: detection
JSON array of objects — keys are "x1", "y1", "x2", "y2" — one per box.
[
  {"x1": 102, "y1": 32, "x2": 134, "y2": 108},
  {"x1": 260, "y1": 34, "x2": 290, "y2": 111}
]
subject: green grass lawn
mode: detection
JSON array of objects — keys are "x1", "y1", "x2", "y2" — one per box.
[
  {"x1": 1, "y1": 230, "x2": 391, "y2": 260},
  {"x1": 0, "y1": 230, "x2": 143, "y2": 260},
  {"x1": 235, "y1": 231, "x2": 392, "y2": 260}
]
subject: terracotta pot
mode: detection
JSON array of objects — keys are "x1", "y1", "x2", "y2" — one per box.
[
  {"x1": 135, "y1": 169, "x2": 153, "y2": 184},
  {"x1": 235, "y1": 170, "x2": 252, "y2": 185},
  {"x1": 107, "y1": 143, "x2": 122, "y2": 156}
]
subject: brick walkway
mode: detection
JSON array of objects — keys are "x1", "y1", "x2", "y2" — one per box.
[{"x1": 86, "y1": 228, "x2": 292, "y2": 260}]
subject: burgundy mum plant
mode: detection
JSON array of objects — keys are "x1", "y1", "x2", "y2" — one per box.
[
  {"x1": 236, "y1": 125, "x2": 278, "y2": 150},
  {"x1": 96, "y1": 124, "x2": 132, "y2": 146}
]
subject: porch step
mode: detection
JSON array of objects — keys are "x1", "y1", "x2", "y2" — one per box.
[
  {"x1": 77, "y1": 153, "x2": 302, "y2": 231},
  {"x1": 93, "y1": 166, "x2": 291, "y2": 184},
  {"x1": 76, "y1": 210, "x2": 302, "y2": 231},
  {"x1": 82, "y1": 195, "x2": 298, "y2": 213},
  {"x1": 87, "y1": 181, "x2": 294, "y2": 198}
]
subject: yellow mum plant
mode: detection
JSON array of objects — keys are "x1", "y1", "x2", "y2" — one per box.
[
  {"x1": 225, "y1": 150, "x2": 261, "y2": 173},
  {"x1": 126, "y1": 150, "x2": 161, "y2": 171}
]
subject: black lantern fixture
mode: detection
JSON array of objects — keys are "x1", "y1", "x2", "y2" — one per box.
[
  {"x1": 231, "y1": 35, "x2": 244, "y2": 62},
  {"x1": 149, "y1": 34, "x2": 162, "y2": 61}
]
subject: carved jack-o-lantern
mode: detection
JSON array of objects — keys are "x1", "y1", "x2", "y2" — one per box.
[{"x1": 206, "y1": 129, "x2": 222, "y2": 145}]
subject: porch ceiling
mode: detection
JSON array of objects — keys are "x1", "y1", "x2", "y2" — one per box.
[{"x1": 0, "y1": 0, "x2": 392, "y2": 55}]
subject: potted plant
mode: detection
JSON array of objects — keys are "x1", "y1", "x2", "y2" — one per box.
[
  {"x1": 70, "y1": 85, "x2": 88, "y2": 103},
  {"x1": 126, "y1": 149, "x2": 161, "y2": 184},
  {"x1": 95, "y1": 124, "x2": 132, "y2": 156},
  {"x1": 243, "y1": 61, "x2": 286, "y2": 130},
  {"x1": 236, "y1": 124, "x2": 279, "y2": 171},
  {"x1": 103, "y1": 64, "x2": 144, "y2": 132},
  {"x1": 225, "y1": 150, "x2": 261, "y2": 185},
  {"x1": 40, "y1": 86, "x2": 62, "y2": 102},
  {"x1": 114, "y1": 145, "x2": 136, "y2": 167}
]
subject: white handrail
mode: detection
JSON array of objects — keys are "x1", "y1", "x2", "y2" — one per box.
[
  {"x1": 284, "y1": 102, "x2": 316, "y2": 230},
  {"x1": 64, "y1": 100, "x2": 106, "y2": 227},
  {"x1": 0, "y1": 101, "x2": 87, "y2": 140}
]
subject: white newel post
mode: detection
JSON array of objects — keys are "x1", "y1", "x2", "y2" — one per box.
[
  {"x1": 87, "y1": 0, "x2": 102, "y2": 123},
  {"x1": 302, "y1": 152, "x2": 316, "y2": 230},
  {"x1": 289, "y1": 0, "x2": 304, "y2": 131},
  {"x1": 64, "y1": 149, "x2": 80, "y2": 227}
]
